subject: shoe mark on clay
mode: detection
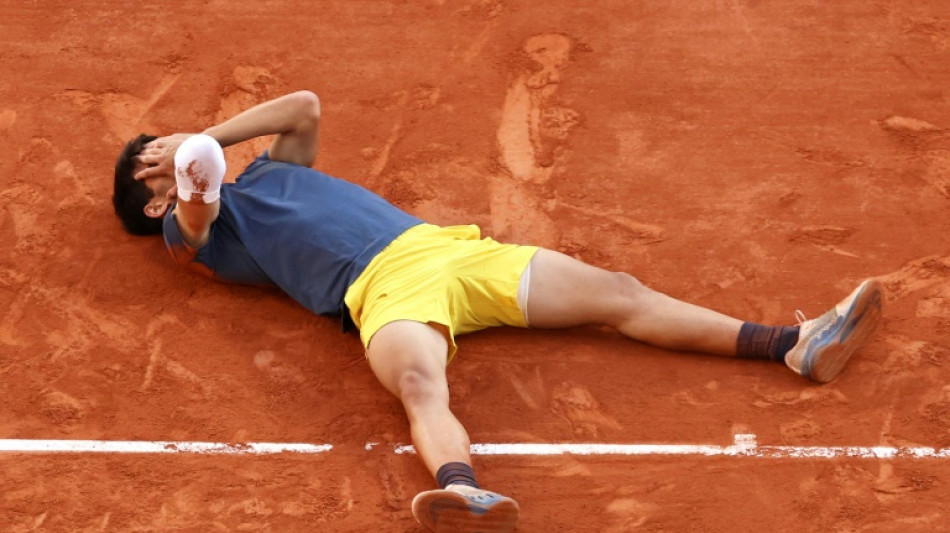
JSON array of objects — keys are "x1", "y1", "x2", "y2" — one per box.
[
  {"x1": 603, "y1": 497, "x2": 656, "y2": 532},
  {"x1": 789, "y1": 225, "x2": 859, "y2": 258},
  {"x1": 726, "y1": 0, "x2": 762, "y2": 50},
  {"x1": 670, "y1": 389, "x2": 713, "y2": 407},
  {"x1": 793, "y1": 146, "x2": 866, "y2": 169},
  {"x1": 216, "y1": 66, "x2": 277, "y2": 180},
  {"x1": 149, "y1": 482, "x2": 210, "y2": 529},
  {"x1": 378, "y1": 454, "x2": 409, "y2": 510},
  {"x1": 497, "y1": 33, "x2": 579, "y2": 184},
  {"x1": 0, "y1": 108, "x2": 16, "y2": 133},
  {"x1": 779, "y1": 417, "x2": 821, "y2": 441},
  {"x1": 882, "y1": 334, "x2": 948, "y2": 376},
  {"x1": 38, "y1": 389, "x2": 87, "y2": 429},
  {"x1": 501, "y1": 363, "x2": 546, "y2": 410},
  {"x1": 365, "y1": 85, "x2": 443, "y2": 186},
  {"x1": 864, "y1": 336, "x2": 944, "y2": 480},
  {"x1": 492, "y1": 33, "x2": 580, "y2": 245},
  {"x1": 872, "y1": 377, "x2": 907, "y2": 464},
  {"x1": 794, "y1": 470, "x2": 870, "y2": 525},
  {"x1": 1, "y1": 182, "x2": 46, "y2": 254},
  {"x1": 261, "y1": 477, "x2": 354, "y2": 522},
  {"x1": 0, "y1": 271, "x2": 138, "y2": 365},
  {"x1": 6, "y1": 140, "x2": 95, "y2": 253},
  {"x1": 16, "y1": 135, "x2": 54, "y2": 165},
  {"x1": 263, "y1": 323, "x2": 313, "y2": 340},
  {"x1": 384, "y1": 157, "x2": 494, "y2": 224},
  {"x1": 759, "y1": 124, "x2": 866, "y2": 171},
  {"x1": 309, "y1": 477, "x2": 355, "y2": 519},
  {"x1": 365, "y1": 90, "x2": 410, "y2": 184},
  {"x1": 558, "y1": 203, "x2": 665, "y2": 247},
  {"x1": 253, "y1": 349, "x2": 306, "y2": 385},
  {"x1": 550, "y1": 381, "x2": 622, "y2": 438},
  {"x1": 0, "y1": 268, "x2": 28, "y2": 347},
  {"x1": 487, "y1": 176, "x2": 559, "y2": 246},
  {"x1": 751, "y1": 384, "x2": 848, "y2": 408},
  {"x1": 228, "y1": 498, "x2": 275, "y2": 523},
  {"x1": 921, "y1": 149, "x2": 950, "y2": 198},
  {"x1": 874, "y1": 463, "x2": 940, "y2": 497},
  {"x1": 140, "y1": 314, "x2": 209, "y2": 395},
  {"x1": 879, "y1": 115, "x2": 943, "y2": 135},
  {"x1": 877, "y1": 115, "x2": 950, "y2": 198},
  {"x1": 834, "y1": 463, "x2": 878, "y2": 497},
  {"x1": 865, "y1": 511, "x2": 945, "y2": 529},
  {"x1": 457, "y1": 0, "x2": 506, "y2": 64},
  {"x1": 917, "y1": 293, "x2": 950, "y2": 319},
  {"x1": 28, "y1": 513, "x2": 48, "y2": 531},
  {"x1": 216, "y1": 476, "x2": 354, "y2": 523},
  {"x1": 56, "y1": 68, "x2": 181, "y2": 142},
  {"x1": 550, "y1": 455, "x2": 592, "y2": 478},
  {"x1": 874, "y1": 254, "x2": 950, "y2": 303},
  {"x1": 754, "y1": 123, "x2": 865, "y2": 169},
  {"x1": 96, "y1": 512, "x2": 111, "y2": 531},
  {"x1": 612, "y1": 111, "x2": 690, "y2": 176},
  {"x1": 908, "y1": 384, "x2": 950, "y2": 448},
  {"x1": 884, "y1": 6, "x2": 950, "y2": 51},
  {"x1": 409, "y1": 85, "x2": 442, "y2": 111},
  {"x1": 1, "y1": 288, "x2": 40, "y2": 348},
  {"x1": 53, "y1": 159, "x2": 95, "y2": 207}
]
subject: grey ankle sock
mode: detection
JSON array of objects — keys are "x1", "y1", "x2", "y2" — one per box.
[
  {"x1": 436, "y1": 462, "x2": 479, "y2": 489},
  {"x1": 736, "y1": 323, "x2": 800, "y2": 362}
]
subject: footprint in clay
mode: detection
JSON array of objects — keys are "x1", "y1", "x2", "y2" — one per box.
[
  {"x1": 550, "y1": 381, "x2": 622, "y2": 438},
  {"x1": 253, "y1": 350, "x2": 305, "y2": 385}
]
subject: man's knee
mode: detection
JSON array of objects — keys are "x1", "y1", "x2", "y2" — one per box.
[
  {"x1": 604, "y1": 271, "x2": 650, "y2": 323},
  {"x1": 602, "y1": 271, "x2": 646, "y2": 299},
  {"x1": 396, "y1": 369, "x2": 448, "y2": 409}
]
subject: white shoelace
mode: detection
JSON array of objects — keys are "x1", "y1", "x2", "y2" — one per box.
[{"x1": 794, "y1": 310, "x2": 807, "y2": 325}]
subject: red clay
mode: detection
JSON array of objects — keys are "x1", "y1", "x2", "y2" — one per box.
[{"x1": 2, "y1": 1, "x2": 950, "y2": 531}]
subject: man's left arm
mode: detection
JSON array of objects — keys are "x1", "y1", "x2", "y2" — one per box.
[{"x1": 203, "y1": 90, "x2": 321, "y2": 167}]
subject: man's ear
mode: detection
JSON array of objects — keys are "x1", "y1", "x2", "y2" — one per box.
[{"x1": 143, "y1": 201, "x2": 169, "y2": 219}]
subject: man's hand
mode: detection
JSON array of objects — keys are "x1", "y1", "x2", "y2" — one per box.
[{"x1": 133, "y1": 133, "x2": 195, "y2": 181}]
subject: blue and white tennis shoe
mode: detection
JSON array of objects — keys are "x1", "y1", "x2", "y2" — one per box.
[
  {"x1": 412, "y1": 484, "x2": 519, "y2": 533},
  {"x1": 785, "y1": 279, "x2": 884, "y2": 383}
]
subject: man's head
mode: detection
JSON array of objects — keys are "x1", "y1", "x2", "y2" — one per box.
[{"x1": 112, "y1": 134, "x2": 176, "y2": 235}]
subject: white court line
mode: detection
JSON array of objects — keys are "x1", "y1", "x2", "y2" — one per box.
[
  {"x1": 0, "y1": 440, "x2": 331, "y2": 455},
  {"x1": 395, "y1": 434, "x2": 950, "y2": 459},
  {"x1": 1, "y1": 435, "x2": 949, "y2": 458}
]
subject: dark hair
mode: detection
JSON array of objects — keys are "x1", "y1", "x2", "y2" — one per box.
[{"x1": 113, "y1": 134, "x2": 162, "y2": 235}]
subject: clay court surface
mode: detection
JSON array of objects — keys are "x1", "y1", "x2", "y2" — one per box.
[{"x1": 2, "y1": 1, "x2": 950, "y2": 531}]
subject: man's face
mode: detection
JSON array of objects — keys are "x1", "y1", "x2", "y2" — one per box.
[{"x1": 138, "y1": 158, "x2": 178, "y2": 219}]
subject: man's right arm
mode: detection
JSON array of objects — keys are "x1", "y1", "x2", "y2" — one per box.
[{"x1": 135, "y1": 91, "x2": 322, "y2": 247}]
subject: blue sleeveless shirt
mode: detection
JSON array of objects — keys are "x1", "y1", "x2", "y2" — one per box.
[{"x1": 163, "y1": 153, "x2": 423, "y2": 329}]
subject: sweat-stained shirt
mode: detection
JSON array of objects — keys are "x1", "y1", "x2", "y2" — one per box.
[{"x1": 162, "y1": 152, "x2": 423, "y2": 330}]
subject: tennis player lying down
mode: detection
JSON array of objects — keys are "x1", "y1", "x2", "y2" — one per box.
[{"x1": 112, "y1": 90, "x2": 884, "y2": 533}]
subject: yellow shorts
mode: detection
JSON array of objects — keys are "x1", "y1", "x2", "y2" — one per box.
[{"x1": 344, "y1": 224, "x2": 539, "y2": 361}]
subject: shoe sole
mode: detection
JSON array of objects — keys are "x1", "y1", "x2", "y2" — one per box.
[
  {"x1": 805, "y1": 279, "x2": 884, "y2": 383},
  {"x1": 412, "y1": 490, "x2": 520, "y2": 533}
]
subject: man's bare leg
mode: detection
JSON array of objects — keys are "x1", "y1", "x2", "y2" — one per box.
[
  {"x1": 367, "y1": 320, "x2": 468, "y2": 474},
  {"x1": 525, "y1": 248, "x2": 884, "y2": 382},
  {"x1": 526, "y1": 249, "x2": 743, "y2": 355},
  {"x1": 367, "y1": 320, "x2": 518, "y2": 532}
]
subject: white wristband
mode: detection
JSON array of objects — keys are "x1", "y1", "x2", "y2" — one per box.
[{"x1": 175, "y1": 134, "x2": 226, "y2": 203}]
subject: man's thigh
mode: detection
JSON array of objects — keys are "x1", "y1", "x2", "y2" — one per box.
[
  {"x1": 525, "y1": 248, "x2": 634, "y2": 329},
  {"x1": 366, "y1": 320, "x2": 451, "y2": 397}
]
